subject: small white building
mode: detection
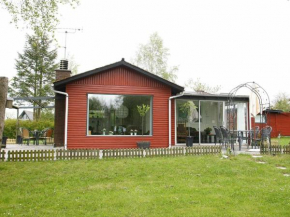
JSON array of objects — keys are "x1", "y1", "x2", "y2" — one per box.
[{"x1": 18, "y1": 110, "x2": 33, "y2": 121}]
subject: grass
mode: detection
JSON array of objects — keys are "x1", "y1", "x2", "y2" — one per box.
[
  {"x1": 0, "y1": 155, "x2": 290, "y2": 216},
  {"x1": 271, "y1": 137, "x2": 290, "y2": 146}
]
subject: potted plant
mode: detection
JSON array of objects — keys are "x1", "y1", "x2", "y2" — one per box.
[
  {"x1": 130, "y1": 129, "x2": 133, "y2": 135},
  {"x1": 204, "y1": 127, "x2": 212, "y2": 143},
  {"x1": 136, "y1": 104, "x2": 150, "y2": 149},
  {"x1": 204, "y1": 127, "x2": 212, "y2": 135},
  {"x1": 102, "y1": 128, "x2": 106, "y2": 135},
  {"x1": 180, "y1": 101, "x2": 197, "y2": 147}
]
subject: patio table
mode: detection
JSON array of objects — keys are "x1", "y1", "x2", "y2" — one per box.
[
  {"x1": 31, "y1": 130, "x2": 43, "y2": 145},
  {"x1": 232, "y1": 130, "x2": 252, "y2": 151}
]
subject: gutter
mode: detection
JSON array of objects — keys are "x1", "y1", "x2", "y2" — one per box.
[
  {"x1": 53, "y1": 90, "x2": 68, "y2": 150},
  {"x1": 168, "y1": 92, "x2": 185, "y2": 148}
]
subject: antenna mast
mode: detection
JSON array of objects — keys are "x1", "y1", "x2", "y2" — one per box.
[{"x1": 57, "y1": 28, "x2": 82, "y2": 59}]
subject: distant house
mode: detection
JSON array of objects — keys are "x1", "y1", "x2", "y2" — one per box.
[{"x1": 18, "y1": 110, "x2": 33, "y2": 121}]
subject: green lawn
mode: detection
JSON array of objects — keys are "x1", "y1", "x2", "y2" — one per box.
[
  {"x1": 0, "y1": 155, "x2": 290, "y2": 217},
  {"x1": 271, "y1": 137, "x2": 290, "y2": 146}
]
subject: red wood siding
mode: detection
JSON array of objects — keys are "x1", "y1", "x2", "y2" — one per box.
[
  {"x1": 251, "y1": 113, "x2": 290, "y2": 137},
  {"x1": 66, "y1": 66, "x2": 176, "y2": 149}
]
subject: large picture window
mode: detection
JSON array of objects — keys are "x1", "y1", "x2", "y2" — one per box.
[{"x1": 88, "y1": 94, "x2": 152, "y2": 136}]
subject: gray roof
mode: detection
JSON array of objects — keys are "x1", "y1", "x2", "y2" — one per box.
[
  {"x1": 177, "y1": 91, "x2": 249, "y2": 102},
  {"x1": 19, "y1": 110, "x2": 33, "y2": 121}
]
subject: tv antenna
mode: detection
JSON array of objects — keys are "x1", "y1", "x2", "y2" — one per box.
[{"x1": 57, "y1": 28, "x2": 83, "y2": 59}]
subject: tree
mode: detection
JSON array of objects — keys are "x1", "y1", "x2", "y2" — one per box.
[
  {"x1": 0, "y1": 77, "x2": 8, "y2": 147},
  {"x1": 0, "y1": 0, "x2": 79, "y2": 34},
  {"x1": 272, "y1": 92, "x2": 290, "y2": 112},
  {"x1": 40, "y1": 108, "x2": 55, "y2": 121},
  {"x1": 133, "y1": 32, "x2": 178, "y2": 82},
  {"x1": 185, "y1": 78, "x2": 221, "y2": 94},
  {"x1": 67, "y1": 53, "x2": 80, "y2": 75},
  {"x1": 9, "y1": 33, "x2": 58, "y2": 121}
]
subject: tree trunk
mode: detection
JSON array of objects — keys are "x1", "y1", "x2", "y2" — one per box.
[{"x1": 0, "y1": 77, "x2": 8, "y2": 147}]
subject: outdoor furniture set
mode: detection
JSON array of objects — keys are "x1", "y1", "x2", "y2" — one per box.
[
  {"x1": 213, "y1": 126, "x2": 272, "y2": 151},
  {"x1": 19, "y1": 128, "x2": 53, "y2": 146}
]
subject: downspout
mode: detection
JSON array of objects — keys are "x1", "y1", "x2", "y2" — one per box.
[
  {"x1": 53, "y1": 90, "x2": 68, "y2": 150},
  {"x1": 169, "y1": 92, "x2": 185, "y2": 148}
]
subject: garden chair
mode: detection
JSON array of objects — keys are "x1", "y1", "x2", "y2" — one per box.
[
  {"x1": 262, "y1": 126, "x2": 272, "y2": 145},
  {"x1": 213, "y1": 126, "x2": 223, "y2": 145},
  {"x1": 252, "y1": 126, "x2": 272, "y2": 148},
  {"x1": 251, "y1": 128, "x2": 261, "y2": 148},
  {"x1": 220, "y1": 126, "x2": 230, "y2": 148},
  {"x1": 20, "y1": 127, "x2": 30, "y2": 145},
  {"x1": 39, "y1": 128, "x2": 53, "y2": 145},
  {"x1": 254, "y1": 126, "x2": 259, "y2": 132}
]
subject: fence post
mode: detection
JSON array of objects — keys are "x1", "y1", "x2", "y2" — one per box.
[
  {"x1": 4, "y1": 150, "x2": 8, "y2": 162},
  {"x1": 99, "y1": 150, "x2": 103, "y2": 159},
  {"x1": 54, "y1": 150, "x2": 57, "y2": 161}
]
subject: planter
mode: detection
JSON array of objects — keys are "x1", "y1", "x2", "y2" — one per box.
[
  {"x1": 137, "y1": 141, "x2": 151, "y2": 149},
  {"x1": 186, "y1": 136, "x2": 193, "y2": 147}
]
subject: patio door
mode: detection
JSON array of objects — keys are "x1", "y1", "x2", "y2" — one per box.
[
  {"x1": 176, "y1": 99, "x2": 200, "y2": 144},
  {"x1": 199, "y1": 101, "x2": 223, "y2": 143},
  {"x1": 176, "y1": 99, "x2": 224, "y2": 144}
]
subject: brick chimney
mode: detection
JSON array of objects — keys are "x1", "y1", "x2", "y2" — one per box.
[
  {"x1": 54, "y1": 59, "x2": 71, "y2": 147},
  {"x1": 55, "y1": 59, "x2": 71, "y2": 81}
]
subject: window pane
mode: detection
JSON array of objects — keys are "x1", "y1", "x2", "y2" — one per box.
[
  {"x1": 255, "y1": 115, "x2": 266, "y2": 123},
  {"x1": 88, "y1": 94, "x2": 152, "y2": 136},
  {"x1": 226, "y1": 102, "x2": 248, "y2": 130},
  {"x1": 176, "y1": 99, "x2": 199, "y2": 143},
  {"x1": 200, "y1": 101, "x2": 224, "y2": 143}
]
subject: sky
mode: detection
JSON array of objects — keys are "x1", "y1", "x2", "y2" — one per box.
[{"x1": 1, "y1": 0, "x2": 290, "y2": 105}]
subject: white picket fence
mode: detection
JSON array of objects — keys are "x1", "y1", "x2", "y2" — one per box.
[{"x1": 0, "y1": 145, "x2": 222, "y2": 162}]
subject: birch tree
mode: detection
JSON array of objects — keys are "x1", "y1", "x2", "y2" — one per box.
[{"x1": 133, "y1": 32, "x2": 178, "y2": 82}]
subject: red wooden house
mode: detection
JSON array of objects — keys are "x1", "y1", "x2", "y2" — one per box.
[
  {"x1": 54, "y1": 59, "x2": 183, "y2": 149},
  {"x1": 54, "y1": 59, "x2": 250, "y2": 149}
]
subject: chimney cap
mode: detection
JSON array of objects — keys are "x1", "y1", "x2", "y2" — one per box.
[{"x1": 60, "y1": 59, "x2": 69, "y2": 70}]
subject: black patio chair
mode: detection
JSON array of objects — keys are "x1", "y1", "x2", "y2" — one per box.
[
  {"x1": 238, "y1": 131, "x2": 249, "y2": 148},
  {"x1": 220, "y1": 126, "x2": 230, "y2": 148},
  {"x1": 262, "y1": 126, "x2": 272, "y2": 145},
  {"x1": 220, "y1": 126, "x2": 238, "y2": 149},
  {"x1": 252, "y1": 126, "x2": 272, "y2": 148},
  {"x1": 251, "y1": 128, "x2": 261, "y2": 148},
  {"x1": 255, "y1": 126, "x2": 260, "y2": 132},
  {"x1": 213, "y1": 126, "x2": 223, "y2": 145}
]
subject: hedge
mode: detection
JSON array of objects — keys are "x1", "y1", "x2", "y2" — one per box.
[{"x1": 3, "y1": 119, "x2": 54, "y2": 139}]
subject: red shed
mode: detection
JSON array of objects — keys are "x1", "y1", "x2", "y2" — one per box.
[
  {"x1": 251, "y1": 110, "x2": 290, "y2": 137},
  {"x1": 53, "y1": 59, "x2": 184, "y2": 149}
]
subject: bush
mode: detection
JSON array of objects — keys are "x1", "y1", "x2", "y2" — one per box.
[{"x1": 3, "y1": 119, "x2": 54, "y2": 139}]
